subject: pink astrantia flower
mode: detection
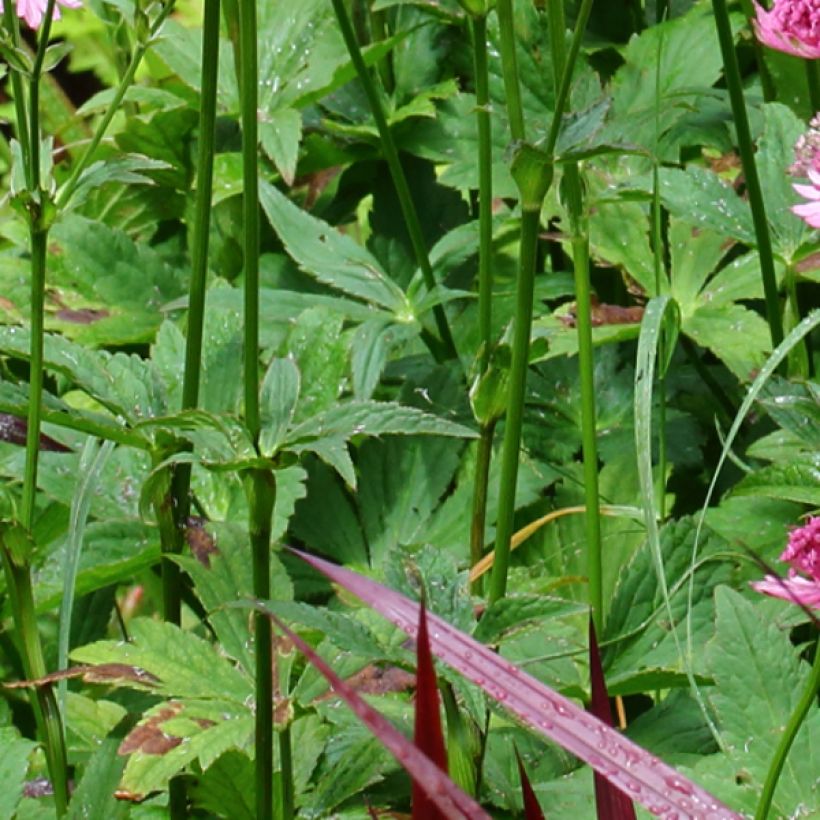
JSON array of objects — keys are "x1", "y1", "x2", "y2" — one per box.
[
  {"x1": 751, "y1": 517, "x2": 820, "y2": 609},
  {"x1": 790, "y1": 115, "x2": 820, "y2": 228},
  {"x1": 754, "y1": 0, "x2": 820, "y2": 59},
  {"x1": 0, "y1": 0, "x2": 81, "y2": 29}
]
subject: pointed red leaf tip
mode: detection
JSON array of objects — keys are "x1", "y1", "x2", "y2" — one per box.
[
  {"x1": 588, "y1": 618, "x2": 637, "y2": 820},
  {"x1": 515, "y1": 746, "x2": 545, "y2": 820},
  {"x1": 413, "y1": 598, "x2": 449, "y2": 820},
  {"x1": 264, "y1": 610, "x2": 490, "y2": 820},
  {"x1": 289, "y1": 548, "x2": 742, "y2": 820}
]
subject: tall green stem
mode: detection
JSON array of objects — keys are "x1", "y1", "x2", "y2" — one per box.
[
  {"x1": 236, "y1": 0, "x2": 283, "y2": 813},
  {"x1": 563, "y1": 164, "x2": 602, "y2": 630},
  {"x1": 755, "y1": 639, "x2": 820, "y2": 820},
  {"x1": 488, "y1": 0, "x2": 594, "y2": 605},
  {"x1": 468, "y1": 12, "x2": 495, "y2": 588},
  {"x1": 246, "y1": 470, "x2": 276, "y2": 820},
  {"x1": 330, "y1": 0, "x2": 456, "y2": 360},
  {"x1": 547, "y1": 0, "x2": 602, "y2": 630},
  {"x1": 487, "y1": 208, "x2": 540, "y2": 604},
  {"x1": 12, "y1": 1, "x2": 71, "y2": 794},
  {"x1": 711, "y1": 0, "x2": 783, "y2": 350}
]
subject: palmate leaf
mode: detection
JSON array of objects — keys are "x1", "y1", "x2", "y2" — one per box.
[
  {"x1": 696, "y1": 589, "x2": 820, "y2": 816},
  {"x1": 290, "y1": 549, "x2": 741, "y2": 819}
]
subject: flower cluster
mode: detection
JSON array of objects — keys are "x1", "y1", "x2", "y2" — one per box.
[
  {"x1": 788, "y1": 115, "x2": 820, "y2": 227},
  {"x1": 752, "y1": 517, "x2": 820, "y2": 610},
  {"x1": 0, "y1": 0, "x2": 81, "y2": 30},
  {"x1": 754, "y1": 0, "x2": 820, "y2": 58}
]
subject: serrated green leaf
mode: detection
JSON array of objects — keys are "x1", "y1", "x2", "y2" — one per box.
[
  {"x1": 260, "y1": 107, "x2": 302, "y2": 185},
  {"x1": 706, "y1": 587, "x2": 820, "y2": 817},
  {"x1": 284, "y1": 400, "x2": 476, "y2": 447},
  {"x1": 186, "y1": 751, "x2": 255, "y2": 819},
  {"x1": 71, "y1": 618, "x2": 253, "y2": 702},
  {"x1": 260, "y1": 181, "x2": 409, "y2": 313},
  {"x1": 0, "y1": 728, "x2": 35, "y2": 819},
  {"x1": 660, "y1": 166, "x2": 754, "y2": 245},
  {"x1": 731, "y1": 459, "x2": 820, "y2": 505},
  {"x1": 472, "y1": 595, "x2": 588, "y2": 644},
  {"x1": 603, "y1": 518, "x2": 733, "y2": 693},
  {"x1": 259, "y1": 357, "x2": 300, "y2": 457},
  {"x1": 285, "y1": 308, "x2": 348, "y2": 423},
  {"x1": 120, "y1": 703, "x2": 253, "y2": 799}
]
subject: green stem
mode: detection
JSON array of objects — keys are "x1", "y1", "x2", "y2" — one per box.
[
  {"x1": 493, "y1": 0, "x2": 525, "y2": 142},
  {"x1": 711, "y1": 0, "x2": 783, "y2": 350},
  {"x1": 563, "y1": 164, "x2": 603, "y2": 631},
  {"x1": 0, "y1": 553, "x2": 69, "y2": 815},
  {"x1": 468, "y1": 12, "x2": 495, "y2": 589},
  {"x1": 487, "y1": 208, "x2": 540, "y2": 605},
  {"x1": 807, "y1": 54, "x2": 820, "y2": 114},
  {"x1": 14, "y1": 223, "x2": 69, "y2": 813},
  {"x1": 330, "y1": 0, "x2": 456, "y2": 360},
  {"x1": 469, "y1": 421, "x2": 495, "y2": 593},
  {"x1": 245, "y1": 469, "x2": 276, "y2": 820},
  {"x1": 182, "y1": 0, "x2": 220, "y2": 416},
  {"x1": 783, "y1": 264, "x2": 809, "y2": 378},
  {"x1": 238, "y1": 0, "x2": 260, "y2": 441},
  {"x1": 472, "y1": 14, "x2": 493, "y2": 375},
  {"x1": 544, "y1": 0, "x2": 602, "y2": 628},
  {"x1": 755, "y1": 639, "x2": 820, "y2": 820},
  {"x1": 55, "y1": 2, "x2": 175, "y2": 210}
]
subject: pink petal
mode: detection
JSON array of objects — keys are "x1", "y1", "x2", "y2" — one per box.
[
  {"x1": 751, "y1": 575, "x2": 820, "y2": 609},
  {"x1": 792, "y1": 182, "x2": 820, "y2": 200},
  {"x1": 792, "y1": 202, "x2": 820, "y2": 227}
]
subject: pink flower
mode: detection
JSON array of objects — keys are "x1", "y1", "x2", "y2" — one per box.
[
  {"x1": 0, "y1": 0, "x2": 81, "y2": 29},
  {"x1": 751, "y1": 517, "x2": 820, "y2": 610},
  {"x1": 754, "y1": 0, "x2": 820, "y2": 58},
  {"x1": 790, "y1": 115, "x2": 820, "y2": 228}
]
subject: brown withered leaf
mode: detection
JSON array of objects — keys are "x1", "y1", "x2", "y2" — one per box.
[
  {"x1": 315, "y1": 664, "x2": 415, "y2": 702},
  {"x1": 185, "y1": 516, "x2": 218, "y2": 567},
  {"x1": 120, "y1": 703, "x2": 178, "y2": 756},
  {"x1": 55, "y1": 307, "x2": 110, "y2": 324},
  {"x1": 559, "y1": 299, "x2": 644, "y2": 328},
  {"x1": 119, "y1": 702, "x2": 216, "y2": 757},
  {"x1": 0, "y1": 413, "x2": 72, "y2": 452},
  {"x1": 4, "y1": 663, "x2": 159, "y2": 689}
]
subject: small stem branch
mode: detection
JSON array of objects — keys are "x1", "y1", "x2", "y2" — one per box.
[
  {"x1": 330, "y1": 0, "x2": 456, "y2": 360},
  {"x1": 711, "y1": 0, "x2": 784, "y2": 350}
]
